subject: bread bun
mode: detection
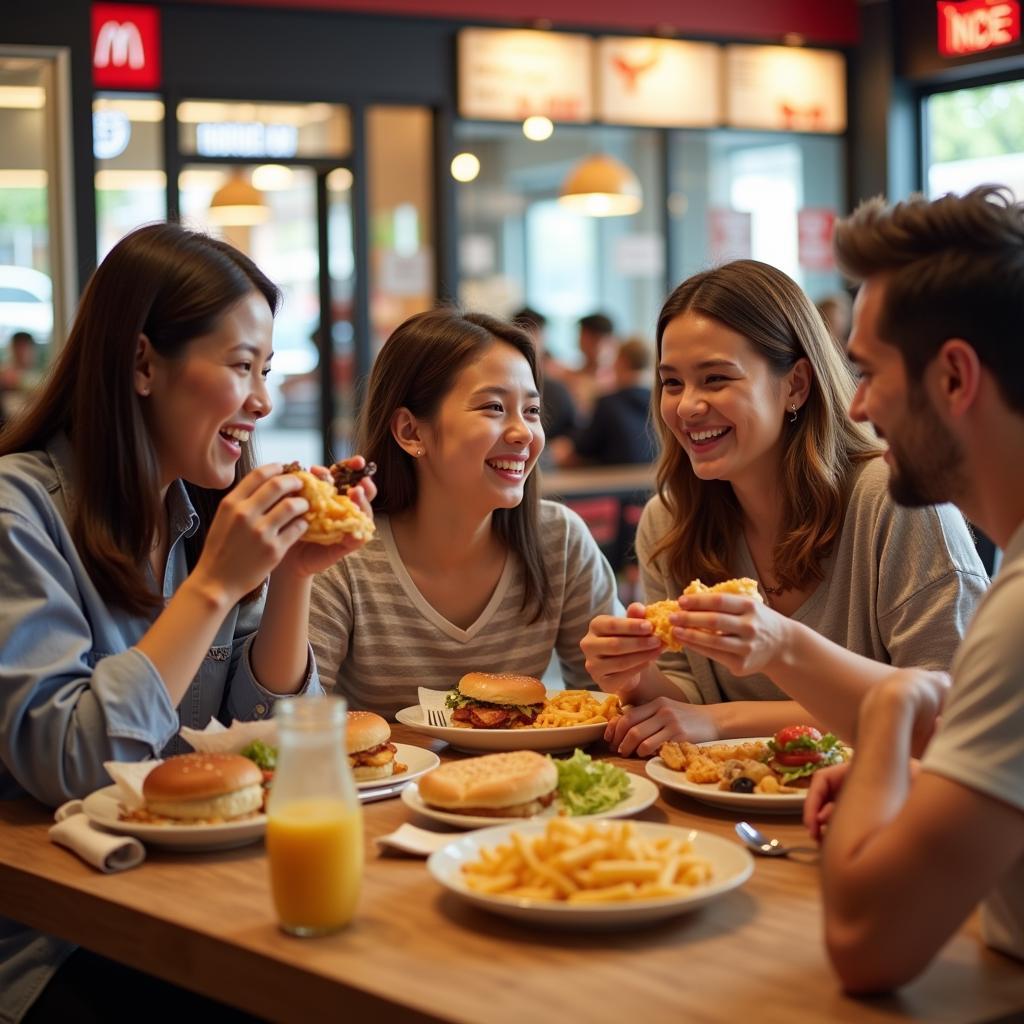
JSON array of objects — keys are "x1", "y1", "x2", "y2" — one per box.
[
  {"x1": 346, "y1": 710, "x2": 390, "y2": 755},
  {"x1": 142, "y1": 753, "x2": 263, "y2": 821},
  {"x1": 283, "y1": 465, "x2": 375, "y2": 545},
  {"x1": 417, "y1": 750, "x2": 557, "y2": 816},
  {"x1": 457, "y1": 672, "x2": 546, "y2": 706}
]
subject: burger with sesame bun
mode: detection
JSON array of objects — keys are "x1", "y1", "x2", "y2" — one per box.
[
  {"x1": 347, "y1": 710, "x2": 400, "y2": 780},
  {"x1": 140, "y1": 753, "x2": 264, "y2": 821},
  {"x1": 444, "y1": 672, "x2": 547, "y2": 729}
]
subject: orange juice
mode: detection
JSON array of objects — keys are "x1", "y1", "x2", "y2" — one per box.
[{"x1": 266, "y1": 798, "x2": 363, "y2": 935}]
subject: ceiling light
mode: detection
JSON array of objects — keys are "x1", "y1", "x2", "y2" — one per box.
[
  {"x1": 559, "y1": 154, "x2": 642, "y2": 217},
  {"x1": 522, "y1": 116, "x2": 554, "y2": 141},
  {"x1": 251, "y1": 164, "x2": 294, "y2": 190},
  {"x1": 451, "y1": 152, "x2": 481, "y2": 183},
  {"x1": 207, "y1": 173, "x2": 269, "y2": 226},
  {"x1": 0, "y1": 86, "x2": 45, "y2": 109},
  {"x1": 327, "y1": 167, "x2": 353, "y2": 192}
]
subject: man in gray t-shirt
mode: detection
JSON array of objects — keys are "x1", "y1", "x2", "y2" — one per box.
[{"x1": 808, "y1": 186, "x2": 1024, "y2": 991}]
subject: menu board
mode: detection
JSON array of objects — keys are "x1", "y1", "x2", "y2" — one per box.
[
  {"x1": 458, "y1": 28, "x2": 593, "y2": 123},
  {"x1": 724, "y1": 45, "x2": 846, "y2": 134},
  {"x1": 596, "y1": 37, "x2": 721, "y2": 127}
]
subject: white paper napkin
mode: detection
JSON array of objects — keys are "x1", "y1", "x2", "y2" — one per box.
[
  {"x1": 103, "y1": 760, "x2": 160, "y2": 810},
  {"x1": 50, "y1": 803, "x2": 145, "y2": 872},
  {"x1": 375, "y1": 823, "x2": 456, "y2": 857},
  {"x1": 179, "y1": 717, "x2": 278, "y2": 754},
  {"x1": 417, "y1": 687, "x2": 451, "y2": 725}
]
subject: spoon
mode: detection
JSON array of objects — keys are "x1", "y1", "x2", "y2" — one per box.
[{"x1": 735, "y1": 821, "x2": 818, "y2": 859}]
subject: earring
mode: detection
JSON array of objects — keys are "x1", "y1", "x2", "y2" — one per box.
[
  {"x1": 414, "y1": 448, "x2": 424, "y2": 457},
  {"x1": 789, "y1": 404, "x2": 798, "y2": 423}
]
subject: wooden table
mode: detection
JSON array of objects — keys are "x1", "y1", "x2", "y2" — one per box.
[{"x1": 2, "y1": 725, "x2": 1022, "y2": 1024}]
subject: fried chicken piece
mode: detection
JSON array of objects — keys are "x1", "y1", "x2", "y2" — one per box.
[
  {"x1": 644, "y1": 577, "x2": 764, "y2": 652},
  {"x1": 282, "y1": 463, "x2": 375, "y2": 545}
]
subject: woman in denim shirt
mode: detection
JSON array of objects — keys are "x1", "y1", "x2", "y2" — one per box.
[{"x1": 0, "y1": 224, "x2": 375, "y2": 1022}]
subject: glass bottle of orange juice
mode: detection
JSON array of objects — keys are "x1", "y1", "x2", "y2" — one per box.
[{"x1": 265, "y1": 696, "x2": 363, "y2": 936}]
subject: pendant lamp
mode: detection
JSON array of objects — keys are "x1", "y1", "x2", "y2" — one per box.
[
  {"x1": 207, "y1": 172, "x2": 269, "y2": 226},
  {"x1": 559, "y1": 154, "x2": 642, "y2": 217}
]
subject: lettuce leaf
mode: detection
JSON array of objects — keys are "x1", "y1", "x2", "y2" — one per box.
[
  {"x1": 552, "y1": 749, "x2": 631, "y2": 815},
  {"x1": 240, "y1": 739, "x2": 277, "y2": 772}
]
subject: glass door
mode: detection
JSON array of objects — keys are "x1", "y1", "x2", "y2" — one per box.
[{"x1": 0, "y1": 48, "x2": 74, "y2": 422}]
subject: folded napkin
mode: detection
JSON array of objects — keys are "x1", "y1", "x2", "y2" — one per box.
[
  {"x1": 179, "y1": 717, "x2": 278, "y2": 754},
  {"x1": 50, "y1": 802, "x2": 145, "y2": 872},
  {"x1": 417, "y1": 687, "x2": 451, "y2": 725},
  {"x1": 375, "y1": 823, "x2": 456, "y2": 857}
]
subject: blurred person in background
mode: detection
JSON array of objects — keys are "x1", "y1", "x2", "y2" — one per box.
[
  {"x1": 511, "y1": 306, "x2": 577, "y2": 448},
  {"x1": 552, "y1": 336, "x2": 657, "y2": 467},
  {"x1": 0, "y1": 331, "x2": 45, "y2": 426},
  {"x1": 562, "y1": 312, "x2": 616, "y2": 415},
  {"x1": 817, "y1": 291, "x2": 853, "y2": 348}
]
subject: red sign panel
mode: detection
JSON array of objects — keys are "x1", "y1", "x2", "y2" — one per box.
[
  {"x1": 937, "y1": 0, "x2": 1021, "y2": 57},
  {"x1": 707, "y1": 208, "x2": 752, "y2": 262},
  {"x1": 92, "y1": 4, "x2": 161, "y2": 89},
  {"x1": 797, "y1": 208, "x2": 837, "y2": 272}
]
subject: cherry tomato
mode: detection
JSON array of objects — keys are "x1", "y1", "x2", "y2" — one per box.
[{"x1": 773, "y1": 724, "x2": 822, "y2": 748}]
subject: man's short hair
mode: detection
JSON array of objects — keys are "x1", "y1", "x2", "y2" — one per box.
[
  {"x1": 10, "y1": 331, "x2": 35, "y2": 348},
  {"x1": 617, "y1": 337, "x2": 652, "y2": 373},
  {"x1": 511, "y1": 306, "x2": 546, "y2": 331},
  {"x1": 834, "y1": 184, "x2": 1024, "y2": 413},
  {"x1": 578, "y1": 312, "x2": 614, "y2": 336}
]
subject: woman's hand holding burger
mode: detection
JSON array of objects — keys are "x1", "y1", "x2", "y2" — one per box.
[{"x1": 580, "y1": 603, "x2": 664, "y2": 700}]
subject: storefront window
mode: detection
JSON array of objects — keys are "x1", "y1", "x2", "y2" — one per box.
[
  {"x1": 367, "y1": 106, "x2": 434, "y2": 355},
  {"x1": 179, "y1": 163, "x2": 324, "y2": 467},
  {"x1": 925, "y1": 81, "x2": 1024, "y2": 198},
  {"x1": 0, "y1": 51, "x2": 73, "y2": 416},
  {"x1": 94, "y1": 94, "x2": 166, "y2": 260},
  {"x1": 178, "y1": 100, "x2": 350, "y2": 160},
  {"x1": 668, "y1": 129, "x2": 845, "y2": 305},
  {"x1": 455, "y1": 122, "x2": 662, "y2": 360}
]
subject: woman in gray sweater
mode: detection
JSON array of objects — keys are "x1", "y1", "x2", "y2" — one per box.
[{"x1": 582, "y1": 260, "x2": 988, "y2": 755}]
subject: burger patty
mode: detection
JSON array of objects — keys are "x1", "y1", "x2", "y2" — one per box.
[
  {"x1": 451, "y1": 706, "x2": 540, "y2": 729},
  {"x1": 350, "y1": 741, "x2": 397, "y2": 767}
]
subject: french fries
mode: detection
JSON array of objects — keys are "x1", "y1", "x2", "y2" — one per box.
[
  {"x1": 461, "y1": 819, "x2": 713, "y2": 904},
  {"x1": 532, "y1": 690, "x2": 621, "y2": 729}
]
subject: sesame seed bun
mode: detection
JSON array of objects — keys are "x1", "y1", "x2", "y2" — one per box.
[
  {"x1": 346, "y1": 710, "x2": 395, "y2": 781},
  {"x1": 142, "y1": 753, "x2": 263, "y2": 821},
  {"x1": 457, "y1": 672, "x2": 546, "y2": 707}
]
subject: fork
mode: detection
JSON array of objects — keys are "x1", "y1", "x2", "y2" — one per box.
[{"x1": 426, "y1": 707, "x2": 448, "y2": 728}]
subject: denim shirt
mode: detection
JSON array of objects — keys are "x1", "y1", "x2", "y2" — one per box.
[{"x1": 0, "y1": 435, "x2": 321, "y2": 1023}]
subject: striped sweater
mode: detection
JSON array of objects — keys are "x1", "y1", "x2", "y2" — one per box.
[{"x1": 309, "y1": 500, "x2": 621, "y2": 717}]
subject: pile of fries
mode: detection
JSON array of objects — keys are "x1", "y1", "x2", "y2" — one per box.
[
  {"x1": 461, "y1": 818, "x2": 713, "y2": 904},
  {"x1": 532, "y1": 690, "x2": 621, "y2": 729}
]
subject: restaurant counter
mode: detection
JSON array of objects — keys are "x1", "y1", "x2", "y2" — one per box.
[{"x1": 2, "y1": 724, "x2": 1022, "y2": 1024}]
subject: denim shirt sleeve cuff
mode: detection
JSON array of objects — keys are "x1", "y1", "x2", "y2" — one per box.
[
  {"x1": 92, "y1": 647, "x2": 180, "y2": 753},
  {"x1": 225, "y1": 636, "x2": 323, "y2": 721}
]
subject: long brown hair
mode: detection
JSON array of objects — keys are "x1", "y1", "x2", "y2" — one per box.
[
  {"x1": 357, "y1": 308, "x2": 551, "y2": 622},
  {"x1": 651, "y1": 260, "x2": 880, "y2": 591},
  {"x1": 0, "y1": 223, "x2": 280, "y2": 615}
]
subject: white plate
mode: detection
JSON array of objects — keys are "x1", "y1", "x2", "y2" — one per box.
[
  {"x1": 645, "y1": 736, "x2": 807, "y2": 813},
  {"x1": 81, "y1": 785, "x2": 266, "y2": 850},
  {"x1": 395, "y1": 705, "x2": 607, "y2": 754},
  {"x1": 356, "y1": 743, "x2": 440, "y2": 791},
  {"x1": 427, "y1": 821, "x2": 753, "y2": 928},
  {"x1": 401, "y1": 773, "x2": 659, "y2": 828}
]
